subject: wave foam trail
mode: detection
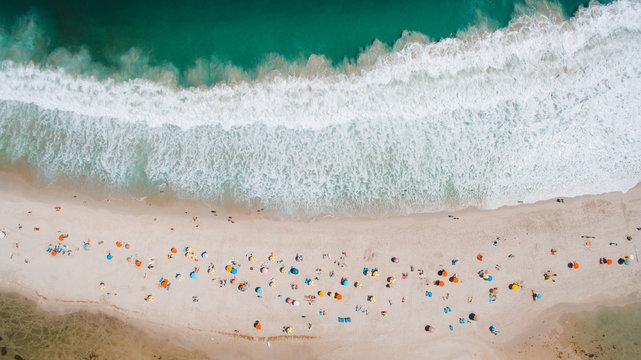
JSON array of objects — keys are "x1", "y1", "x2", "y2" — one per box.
[{"x1": 1, "y1": 0, "x2": 641, "y2": 218}]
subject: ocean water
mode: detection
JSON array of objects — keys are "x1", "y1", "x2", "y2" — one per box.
[
  {"x1": 0, "y1": 292, "x2": 209, "y2": 359},
  {"x1": 0, "y1": 0, "x2": 640, "y2": 218},
  {"x1": 560, "y1": 302, "x2": 641, "y2": 359}
]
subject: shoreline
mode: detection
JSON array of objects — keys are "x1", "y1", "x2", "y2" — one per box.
[{"x1": 0, "y1": 170, "x2": 640, "y2": 359}]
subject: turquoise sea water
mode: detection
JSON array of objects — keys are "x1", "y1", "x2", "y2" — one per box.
[
  {"x1": 0, "y1": 0, "x2": 603, "y2": 84},
  {"x1": 0, "y1": 0, "x2": 640, "y2": 218}
]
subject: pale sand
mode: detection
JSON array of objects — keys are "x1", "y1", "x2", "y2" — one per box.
[{"x1": 0, "y1": 170, "x2": 640, "y2": 360}]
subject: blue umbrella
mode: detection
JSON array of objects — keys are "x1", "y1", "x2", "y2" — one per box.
[
  {"x1": 106, "y1": 254, "x2": 112, "y2": 260},
  {"x1": 255, "y1": 287, "x2": 264, "y2": 294},
  {"x1": 363, "y1": 268, "x2": 369, "y2": 275},
  {"x1": 290, "y1": 267, "x2": 299, "y2": 275},
  {"x1": 231, "y1": 268, "x2": 238, "y2": 274},
  {"x1": 624, "y1": 259, "x2": 631, "y2": 265},
  {"x1": 190, "y1": 271, "x2": 198, "y2": 279},
  {"x1": 487, "y1": 275, "x2": 493, "y2": 281},
  {"x1": 341, "y1": 280, "x2": 349, "y2": 286}
]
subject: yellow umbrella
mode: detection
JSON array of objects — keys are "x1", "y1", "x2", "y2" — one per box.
[
  {"x1": 355, "y1": 282, "x2": 363, "y2": 288},
  {"x1": 249, "y1": 256, "x2": 256, "y2": 262},
  {"x1": 269, "y1": 281, "x2": 276, "y2": 287},
  {"x1": 280, "y1": 266, "x2": 287, "y2": 274},
  {"x1": 318, "y1": 290, "x2": 325, "y2": 296}
]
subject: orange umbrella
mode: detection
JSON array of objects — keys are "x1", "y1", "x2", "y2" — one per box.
[
  {"x1": 477, "y1": 254, "x2": 483, "y2": 261},
  {"x1": 254, "y1": 321, "x2": 262, "y2": 330},
  {"x1": 171, "y1": 248, "x2": 177, "y2": 254},
  {"x1": 58, "y1": 235, "x2": 64, "y2": 241},
  {"x1": 116, "y1": 241, "x2": 122, "y2": 247},
  {"x1": 441, "y1": 271, "x2": 448, "y2": 277},
  {"x1": 335, "y1": 293, "x2": 343, "y2": 300},
  {"x1": 161, "y1": 279, "x2": 168, "y2": 288},
  {"x1": 450, "y1": 277, "x2": 459, "y2": 283},
  {"x1": 135, "y1": 260, "x2": 142, "y2": 267},
  {"x1": 51, "y1": 250, "x2": 57, "y2": 256},
  {"x1": 573, "y1": 262, "x2": 579, "y2": 269},
  {"x1": 606, "y1": 259, "x2": 613, "y2": 265},
  {"x1": 439, "y1": 281, "x2": 445, "y2": 287}
]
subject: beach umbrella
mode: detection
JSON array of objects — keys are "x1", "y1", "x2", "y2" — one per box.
[
  {"x1": 372, "y1": 270, "x2": 379, "y2": 277},
  {"x1": 290, "y1": 267, "x2": 299, "y2": 275},
  {"x1": 450, "y1": 276, "x2": 459, "y2": 283},
  {"x1": 293, "y1": 300, "x2": 300, "y2": 306},
  {"x1": 225, "y1": 265, "x2": 232, "y2": 272},
  {"x1": 469, "y1": 313, "x2": 478, "y2": 321},
  {"x1": 387, "y1": 276, "x2": 396, "y2": 284},
  {"x1": 190, "y1": 271, "x2": 199, "y2": 279},
  {"x1": 308, "y1": 280, "x2": 315, "y2": 286},
  {"x1": 99, "y1": 282, "x2": 105, "y2": 290},
  {"x1": 84, "y1": 244, "x2": 90, "y2": 250},
  {"x1": 391, "y1": 257, "x2": 399, "y2": 263},
  {"x1": 368, "y1": 296, "x2": 376, "y2": 303},
  {"x1": 269, "y1": 281, "x2": 276, "y2": 287},
  {"x1": 176, "y1": 274, "x2": 183, "y2": 280},
  {"x1": 624, "y1": 259, "x2": 631, "y2": 265},
  {"x1": 254, "y1": 321, "x2": 262, "y2": 330},
  {"x1": 116, "y1": 241, "x2": 122, "y2": 247},
  {"x1": 161, "y1": 279, "x2": 169, "y2": 288},
  {"x1": 201, "y1": 252, "x2": 208, "y2": 259},
  {"x1": 269, "y1": 253, "x2": 275, "y2": 262},
  {"x1": 106, "y1": 253, "x2": 113, "y2": 260},
  {"x1": 255, "y1": 287, "x2": 264, "y2": 294},
  {"x1": 239, "y1": 284, "x2": 246, "y2": 292},
  {"x1": 573, "y1": 262, "x2": 579, "y2": 269},
  {"x1": 231, "y1": 268, "x2": 238, "y2": 275},
  {"x1": 135, "y1": 260, "x2": 142, "y2": 267},
  {"x1": 285, "y1": 327, "x2": 293, "y2": 334},
  {"x1": 171, "y1": 248, "x2": 177, "y2": 254},
  {"x1": 249, "y1": 256, "x2": 256, "y2": 262},
  {"x1": 487, "y1": 275, "x2": 493, "y2": 282},
  {"x1": 329, "y1": 292, "x2": 336, "y2": 298},
  {"x1": 145, "y1": 295, "x2": 154, "y2": 302},
  {"x1": 341, "y1": 279, "x2": 349, "y2": 286},
  {"x1": 286, "y1": 297, "x2": 293, "y2": 304},
  {"x1": 363, "y1": 268, "x2": 369, "y2": 275},
  {"x1": 51, "y1": 251, "x2": 57, "y2": 256},
  {"x1": 606, "y1": 259, "x2": 613, "y2": 265},
  {"x1": 335, "y1": 293, "x2": 342, "y2": 300},
  {"x1": 354, "y1": 282, "x2": 363, "y2": 289},
  {"x1": 280, "y1": 266, "x2": 287, "y2": 274},
  {"x1": 260, "y1": 267, "x2": 268, "y2": 273},
  {"x1": 425, "y1": 325, "x2": 434, "y2": 332},
  {"x1": 318, "y1": 290, "x2": 325, "y2": 296}
]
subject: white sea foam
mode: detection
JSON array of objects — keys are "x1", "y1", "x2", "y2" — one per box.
[{"x1": 0, "y1": 0, "x2": 640, "y2": 217}]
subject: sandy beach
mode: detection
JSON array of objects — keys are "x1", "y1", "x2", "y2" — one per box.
[{"x1": 0, "y1": 170, "x2": 640, "y2": 359}]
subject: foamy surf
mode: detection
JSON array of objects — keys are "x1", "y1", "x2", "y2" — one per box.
[{"x1": 0, "y1": 0, "x2": 640, "y2": 218}]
